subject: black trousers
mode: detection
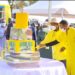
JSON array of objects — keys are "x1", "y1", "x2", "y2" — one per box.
[
  {"x1": 6, "y1": 35, "x2": 10, "y2": 40},
  {"x1": 60, "y1": 60, "x2": 66, "y2": 67}
]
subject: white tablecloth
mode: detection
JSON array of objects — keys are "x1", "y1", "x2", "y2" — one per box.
[{"x1": 0, "y1": 58, "x2": 67, "y2": 75}]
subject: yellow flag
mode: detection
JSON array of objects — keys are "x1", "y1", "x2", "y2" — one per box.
[{"x1": 15, "y1": 13, "x2": 28, "y2": 29}]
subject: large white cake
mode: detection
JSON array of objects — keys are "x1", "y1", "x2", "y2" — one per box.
[{"x1": 3, "y1": 28, "x2": 40, "y2": 68}]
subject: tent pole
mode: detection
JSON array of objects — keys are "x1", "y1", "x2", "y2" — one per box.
[
  {"x1": 48, "y1": 0, "x2": 52, "y2": 22},
  {"x1": 61, "y1": 8, "x2": 64, "y2": 20}
]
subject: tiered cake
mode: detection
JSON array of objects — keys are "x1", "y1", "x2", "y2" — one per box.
[{"x1": 4, "y1": 28, "x2": 40, "y2": 68}]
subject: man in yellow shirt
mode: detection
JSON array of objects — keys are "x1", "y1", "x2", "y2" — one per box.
[
  {"x1": 58, "y1": 20, "x2": 75, "y2": 75},
  {"x1": 37, "y1": 18, "x2": 66, "y2": 66}
]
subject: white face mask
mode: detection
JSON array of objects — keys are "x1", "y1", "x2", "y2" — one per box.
[
  {"x1": 49, "y1": 26, "x2": 56, "y2": 30},
  {"x1": 61, "y1": 28, "x2": 66, "y2": 32},
  {"x1": 27, "y1": 35, "x2": 32, "y2": 40},
  {"x1": 42, "y1": 28, "x2": 48, "y2": 32},
  {"x1": 35, "y1": 24, "x2": 38, "y2": 27}
]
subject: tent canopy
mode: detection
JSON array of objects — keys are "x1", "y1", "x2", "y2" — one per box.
[
  {"x1": 23, "y1": 1, "x2": 60, "y2": 15},
  {"x1": 13, "y1": 1, "x2": 75, "y2": 18},
  {"x1": 23, "y1": 1, "x2": 75, "y2": 18},
  {"x1": 0, "y1": 1, "x2": 9, "y2": 5}
]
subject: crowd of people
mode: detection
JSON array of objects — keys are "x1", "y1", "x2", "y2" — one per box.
[{"x1": 0, "y1": 18, "x2": 13, "y2": 56}]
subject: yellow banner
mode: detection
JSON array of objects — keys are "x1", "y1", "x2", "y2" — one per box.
[{"x1": 7, "y1": 40, "x2": 35, "y2": 53}]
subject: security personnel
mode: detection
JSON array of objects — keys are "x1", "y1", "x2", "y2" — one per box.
[
  {"x1": 36, "y1": 18, "x2": 66, "y2": 66},
  {"x1": 58, "y1": 20, "x2": 75, "y2": 75}
]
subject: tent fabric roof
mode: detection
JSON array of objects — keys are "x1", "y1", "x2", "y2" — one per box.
[
  {"x1": 23, "y1": 1, "x2": 58, "y2": 14},
  {"x1": 24, "y1": 1, "x2": 49, "y2": 10},
  {"x1": 0, "y1": 1, "x2": 9, "y2": 5},
  {"x1": 23, "y1": 1, "x2": 69, "y2": 15},
  {"x1": 23, "y1": 1, "x2": 65, "y2": 10},
  {"x1": 13, "y1": 1, "x2": 75, "y2": 18},
  {"x1": 24, "y1": 8, "x2": 60, "y2": 15}
]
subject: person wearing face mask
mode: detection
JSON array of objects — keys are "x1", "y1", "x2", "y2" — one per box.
[
  {"x1": 57, "y1": 20, "x2": 75, "y2": 75},
  {"x1": 36, "y1": 18, "x2": 66, "y2": 66}
]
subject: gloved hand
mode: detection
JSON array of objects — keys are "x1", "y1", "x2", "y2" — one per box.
[{"x1": 36, "y1": 44, "x2": 46, "y2": 50}]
